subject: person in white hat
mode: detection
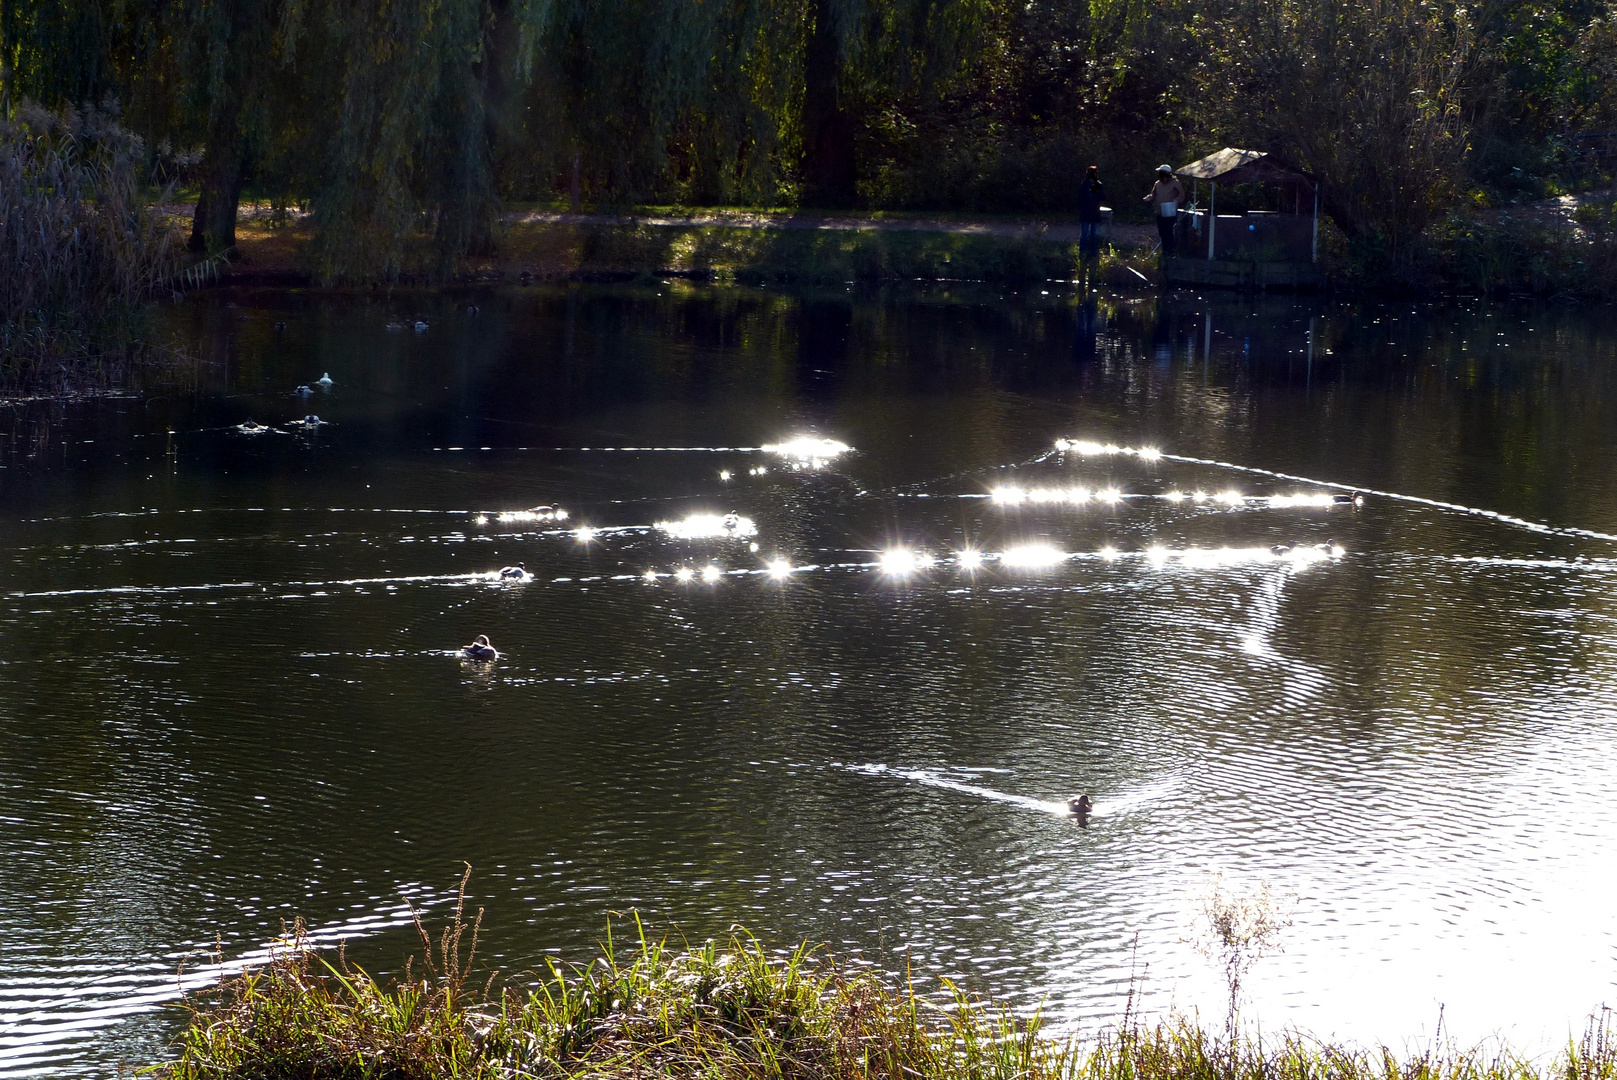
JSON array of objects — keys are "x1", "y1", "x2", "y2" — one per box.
[{"x1": 1144, "y1": 165, "x2": 1185, "y2": 255}]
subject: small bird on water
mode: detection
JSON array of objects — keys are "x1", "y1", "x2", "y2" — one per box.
[
  {"x1": 498, "y1": 562, "x2": 527, "y2": 579},
  {"x1": 316, "y1": 372, "x2": 333, "y2": 388},
  {"x1": 461, "y1": 635, "x2": 498, "y2": 662},
  {"x1": 1066, "y1": 794, "x2": 1093, "y2": 816}
]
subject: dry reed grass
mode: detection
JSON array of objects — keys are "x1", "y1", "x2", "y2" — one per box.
[{"x1": 0, "y1": 101, "x2": 184, "y2": 397}]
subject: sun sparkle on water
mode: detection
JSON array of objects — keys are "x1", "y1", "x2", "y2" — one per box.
[
  {"x1": 879, "y1": 548, "x2": 932, "y2": 575},
  {"x1": 999, "y1": 543, "x2": 1068, "y2": 569},
  {"x1": 655, "y1": 513, "x2": 757, "y2": 539},
  {"x1": 762, "y1": 436, "x2": 852, "y2": 462},
  {"x1": 1054, "y1": 438, "x2": 1163, "y2": 461}
]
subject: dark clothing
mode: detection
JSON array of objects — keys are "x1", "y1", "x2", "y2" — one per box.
[
  {"x1": 1077, "y1": 178, "x2": 1106, "y2": 223},
  {"x1": 1080, "y1": 220, "x2": 1102, "y2": 259},
  {"x1": 1156, "y1": 214, "x2": 1177, "y2": 255}
]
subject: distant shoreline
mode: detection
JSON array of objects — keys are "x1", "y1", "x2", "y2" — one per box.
[
  {"x1": 190, "y1": 205, "x2": 1160, "y2": 290},
  {"x1": 186, "y1": 197, "x2": 1617, "y2": 299}
]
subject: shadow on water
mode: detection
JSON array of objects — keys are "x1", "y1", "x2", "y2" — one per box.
[{"x1": 3, "y1": 283, "x2": 1617, "y2": 1075}]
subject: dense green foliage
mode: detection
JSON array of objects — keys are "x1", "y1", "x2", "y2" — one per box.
[
  {"x1": 2, "y1": 0, "x2": 1615, "y2": 281},
  {"x1": 157, "y1": 908, "x2": 1617, "y2": 1080}
]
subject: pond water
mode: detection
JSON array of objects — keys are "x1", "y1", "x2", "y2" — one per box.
[{"x1": 3, "y1": 284, "x2": 1617, "y2": 1077}]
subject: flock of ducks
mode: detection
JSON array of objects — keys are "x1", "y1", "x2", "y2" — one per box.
[
  {"x1": 1270, "y1": 537, "x2": 1341, "y2": 557},
  {"x1": 461, "y1": 515, "x2": 749, "y2": 662},
  {"x1": 383, "y1": 308, "x2": 478, "y2": 333},
  {"x1": 238, "y1": 373, "x2": 335, "y2": 435},
  {"x1": 236, "y1": 414, "x2": 324, "y2": 434}
]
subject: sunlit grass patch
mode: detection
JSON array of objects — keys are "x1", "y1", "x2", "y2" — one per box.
[
  {"x1": 155, "y1": 874, "x2": 1617, "y2": 1080},
  {"x1": 496, "y1": 220, "x2": 1095, "y2": 284}
]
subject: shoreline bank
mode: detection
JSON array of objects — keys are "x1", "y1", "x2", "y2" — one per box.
[
  {"x1": 204, "y1": 208, "x2": 1160, "y2": 289},
  {"x1": 196, "y1": 198, "x2": 1617, "y2": 298},
  {"x1": 153, "y1": 914, "x2": 1617, "y2": 1080}
]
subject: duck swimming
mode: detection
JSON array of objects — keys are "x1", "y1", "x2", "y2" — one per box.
[
  {"x1": 722, "y1": 510, "x2": 741, "y2": 530},
  {"x1": 1066, "y1": 794, "x2": 1094, "y2": 816},
  {"x1": 1333, "y1": 491, "x2": 1366, "y2": 506},
  {"x1": 237, "y1": 419, "x2": 268, "y2": 434},
  {"x1": 461, "y1": 634, "x2": 498, "y2": 662},
  {"x1": 315, "y1": 372, "x2": 333, "y2": 388},
  {"x1": 1270, "y1": 544, "x2": 1292, "y2": 556},
  {"x1": 498, "y1": 562, "x2": 527, "y2": 579},
  {"x1": 295, "y1": 384, "x2": 312, "y2": 396}
]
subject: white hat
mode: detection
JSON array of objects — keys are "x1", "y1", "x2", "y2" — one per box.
[{"x1": 1157, "y1": 164, "x2": 1173, "y2": 173}]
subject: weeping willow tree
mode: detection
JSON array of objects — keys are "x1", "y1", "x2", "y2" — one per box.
[
  {"x1": 795, "y1": 0, "x2": 994, "y2": 205},
  {"x1": 181, "y1": 0, "x2": 302, "y2": 256},
  {"x1": 0, "y1": 0, "x2": 120, "y2": 107},
  {"x1": 272, "y1": 0, "x2": 793, "y2": 279},
  {"x1": 295, "y1": 0, "x2": 543, "y2": 280},
  {"x1": 512, "y1": 0, "x2": 805, "y2": 208}
]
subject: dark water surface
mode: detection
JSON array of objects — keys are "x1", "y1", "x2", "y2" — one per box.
[{"x1": 3, "y1": 284, "x2": 1617, "y2": 1075}]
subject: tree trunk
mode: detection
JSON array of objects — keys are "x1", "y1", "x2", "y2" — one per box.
[
  {"x1": 192, "y1": 102, "x2": 245, "y2": 257},
  {"x1": 187, "y1": 192, "x2": 209, "y2": 253},
  {"x1": 801, "y1": 0, "x2": 856, "y2": 207}
]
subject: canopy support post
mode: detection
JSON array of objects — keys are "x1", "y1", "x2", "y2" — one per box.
[
  {"x1": 1311, "y1": 182, "x2": 1320, "y2": 263},
  {"x1": 1208, "y1": 182, "x2": 1217, "y2": 261}
]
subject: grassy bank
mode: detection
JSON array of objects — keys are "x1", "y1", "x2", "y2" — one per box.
[
  {"x1": 221, "y1": 209, "x2": 1158, "y2": 288},
  {"x1": 223, "y1": 200, "x2": 1617, "y2": 298},
  {"x1": 156, "y1": 898, "x2": 1616, "y2": 1080},
  {"x1": 502, "y1": 222, "x2": 1130, "y2": 286}
]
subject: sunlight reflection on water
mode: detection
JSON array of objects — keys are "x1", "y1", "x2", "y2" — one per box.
[{"x1": 3, "y1": 288, "x2": 1617, "y2": 1075}]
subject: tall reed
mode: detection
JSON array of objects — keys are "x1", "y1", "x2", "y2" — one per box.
[{"x1": 0, "y1": 101, "x2": 181, "y2": 396}]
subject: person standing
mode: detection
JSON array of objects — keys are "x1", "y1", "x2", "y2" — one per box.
[
  {"x1": 1077, "y1": 165, "x2": 1106, "y2": 260},
  {"x1": 1144, "y1": 164, "x2": 1185, "y2": 256}
]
